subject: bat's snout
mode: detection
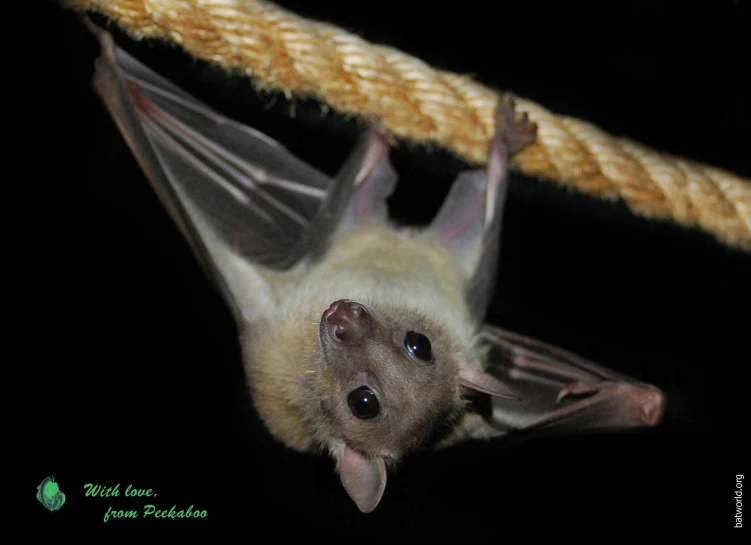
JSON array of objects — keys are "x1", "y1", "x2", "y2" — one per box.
[{"x1": 322, "y1": 300, "x2": 370, "y2": 343}]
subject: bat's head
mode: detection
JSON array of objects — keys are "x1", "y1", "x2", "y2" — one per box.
[{"x1": 314, "y1": 298, "x2": 517, "y2": 513}]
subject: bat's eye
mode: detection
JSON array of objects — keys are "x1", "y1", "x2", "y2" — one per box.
[
  {"x1": 405, "y1": 331, "x2": 432, "y2": 362},
  {"x1": 348, "y1": 386, "x2": 380, "y2": 419}
]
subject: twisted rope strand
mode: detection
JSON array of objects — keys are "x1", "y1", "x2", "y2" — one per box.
[{"x1": 62, "y1": 0, "x2": 751, "y2": 250}]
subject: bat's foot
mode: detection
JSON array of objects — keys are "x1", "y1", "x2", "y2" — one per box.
[{"x1": 494, "y1": 93, "x2": 537, "y2": 156}]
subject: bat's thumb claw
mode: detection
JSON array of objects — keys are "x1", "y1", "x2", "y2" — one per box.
[{"x1": 639, "y1": 387, "x2": 668, "y2": 427}]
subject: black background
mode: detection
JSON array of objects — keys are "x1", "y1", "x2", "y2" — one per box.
[{"x1": 25, "y1": 0, "x2": 748, "y2": 534}]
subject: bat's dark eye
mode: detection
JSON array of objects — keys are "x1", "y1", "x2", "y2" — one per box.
[
  {"x1": 348, "y1": 387, "x2": 380, "y2": 419},
  {"x1": 405, "y1": 331, "x2": 432, "y2": 362}
]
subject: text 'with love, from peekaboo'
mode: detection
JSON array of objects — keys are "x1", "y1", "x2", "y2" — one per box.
[{"x1": 84, "y1": 483, "x2": 208, "y2": 522}]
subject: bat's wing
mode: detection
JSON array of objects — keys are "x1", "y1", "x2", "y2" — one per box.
[
  {"x1": 478, "y1": 326, "x2": 666, "y2": 434},
  {"x1": 86, "y1": 21, "x2": 383, "y2": 321}
]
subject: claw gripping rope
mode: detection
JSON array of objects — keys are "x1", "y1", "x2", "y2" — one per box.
[{"x1": 62, "y1": 0, "x2": 751, "y2": 250}]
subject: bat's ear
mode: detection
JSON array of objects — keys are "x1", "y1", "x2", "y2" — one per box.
[
  {"x1": 337, "y1": 444, "x2": 387, "y2": 513},
  {"x1": 459, "y1": 366, "x2": 520, "y2": 400}
]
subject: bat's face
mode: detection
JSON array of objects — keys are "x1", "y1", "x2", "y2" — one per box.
[{"x1": 315, "y1": 299, "x2": 471, "y2": 460}]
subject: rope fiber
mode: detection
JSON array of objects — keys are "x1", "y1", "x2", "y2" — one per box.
[{"x1": 61, "y1": 0, "x2": 751, "y2": 250}]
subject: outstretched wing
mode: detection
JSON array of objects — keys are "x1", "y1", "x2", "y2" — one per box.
[
  {"x1": 479, "y1": 326, "x2": 666, "y2": 434},
  {"x1": 86, "y1": 20, "x2": 376, "y2": 321}
]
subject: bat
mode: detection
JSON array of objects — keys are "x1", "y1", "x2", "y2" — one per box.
[{"x1": 84, "y1": 20, "x2": 666, "y2": 513}]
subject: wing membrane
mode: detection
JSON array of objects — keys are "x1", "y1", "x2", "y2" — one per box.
[
  {"x1": 87, "y1": 21, "x2": 336, "y2": 319},
  {"x1": 480, "y1": 326, "x2": 667, "y2": 434}
]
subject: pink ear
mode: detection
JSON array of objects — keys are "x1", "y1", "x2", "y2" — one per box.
[
  {"x1": 459, "y1": 366, "x2": 520, "y2": 400},
  {"x1": 339, "y1": 444, "x2": 387, "y2": 513}
]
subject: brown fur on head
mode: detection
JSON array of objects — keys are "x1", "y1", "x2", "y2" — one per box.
[
  {"x1": 242, "y1": 295, "x2": 481, "y2": 460},
  {"x1": 242, "y1": 288, "x2": 519, "y2": 514},
  {"x1": 310, "y1": 298, "x2": 472, "y2": 462}
]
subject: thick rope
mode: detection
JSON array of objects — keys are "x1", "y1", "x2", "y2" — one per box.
[{"x1": 61, "y1": 0, "x2": 751, "y2": 250}]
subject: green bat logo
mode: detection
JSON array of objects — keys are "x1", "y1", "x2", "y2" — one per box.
[{"x1": 37, "y1": 474, "x2": 66, "y2": 511}]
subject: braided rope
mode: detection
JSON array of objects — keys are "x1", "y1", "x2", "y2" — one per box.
[{"x1": 62, "y1": 0, "x2": 751, "y2": 250}]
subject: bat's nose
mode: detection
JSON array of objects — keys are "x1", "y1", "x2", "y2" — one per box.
[{"x1": 323, "y1": 300, "x2": 369, "y2": 343}]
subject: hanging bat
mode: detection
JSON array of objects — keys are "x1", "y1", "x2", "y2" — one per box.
[{"x1": 85, "y1": 20, "x2": 666, "y2": 513}]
